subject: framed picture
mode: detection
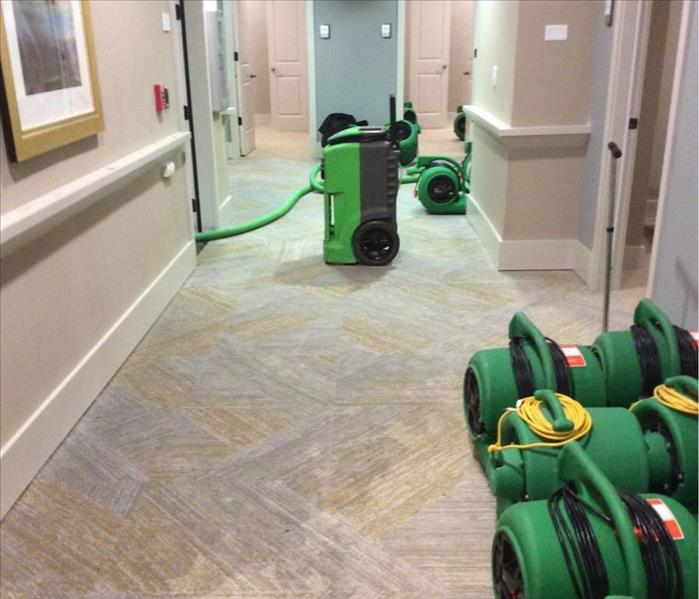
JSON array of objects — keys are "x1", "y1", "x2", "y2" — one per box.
[{"x1": 0, "y1": 0, "x2": 103, "y2": 162}]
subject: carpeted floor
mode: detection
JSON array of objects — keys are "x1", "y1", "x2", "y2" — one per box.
[{"x1": 0, "y1": 127, "x2": 633, "y2": 598}]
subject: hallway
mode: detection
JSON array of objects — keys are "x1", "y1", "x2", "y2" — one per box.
[{"x1": 0, "y1": 157, "x2": 633, "y2": 597}]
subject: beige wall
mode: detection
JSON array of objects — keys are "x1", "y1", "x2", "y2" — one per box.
[
  {"x1": 448, "y1": 1, "x2": 475, "y2": 112},
  {"x1": 512, "y1": 0, "x2": 597, "y2": 126},
  {"x1": 471, "y1": 0, "x2": 519, "y2": 124},
  {"x1": 0, "y1": 0, "x2": 193, "y2": 495},
  {"x1": 626, "y1": 0, "x2": 682, "y2": 247}
]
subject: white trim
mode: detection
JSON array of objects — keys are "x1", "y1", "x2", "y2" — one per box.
[
  {"x1": 0, "y1": 132, "x2": 190, "y2": 257},
  {"x1": 306, "y1": 0, "x2": 319, "y2": 158},
  {"x1": 463, "y1": 105, "x2": 591, "y2": 140},
  {"x1": 648, "y1": 0, "x2": 693, "y2": 296},
  {"x1": 396, "y1": 0, "x2": 406, "y2": 110},
  {"x1": 465, "y1": 192, "x2": 501, "y2": 266},
  {"x1": 0, "y1": 241, "x2": 196, "y2": 519},
  {"x1": 218, "y1": 193, "x2": 234, "y2": 226},
  {"x1": 467, "y1": 193, "x2": 590, "y2": 279}
]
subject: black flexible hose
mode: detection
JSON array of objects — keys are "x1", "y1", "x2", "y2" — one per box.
[
  {"x1": 509, "y1": 337, "x2": 536, "y2": 399},
  {"x1": 631, "y1": 324, "x2": 663, "y2": 397},
  {"x1": 674, "y1": 326, "x2": 698, "y2": 378}
]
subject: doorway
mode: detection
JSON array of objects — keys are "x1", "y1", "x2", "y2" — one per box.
[
  {"x1": 616, "y1": 0, "x2": 682, "y2": 307},
  {"x1": 404, "y1": 0, "x2": 474, "y2": 156}
]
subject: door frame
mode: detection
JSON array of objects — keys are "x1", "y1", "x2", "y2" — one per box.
[
  {"x1": 587, "y1": 0, "x2": 652, "y2": 291},
  {"x1": 306, "y1": 0, "x2": 407, "y2": 158}
]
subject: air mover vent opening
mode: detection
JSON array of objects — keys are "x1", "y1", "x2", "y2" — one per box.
[
  {"x1": 493, "y1": 531, "x2": 525, "y2": 599},
  {"x1": 427, "y1": 175, "x2": 458, "y2": 205},
  {"x1": 464, "y1": 367, "x2": 486, "y2": 436}
]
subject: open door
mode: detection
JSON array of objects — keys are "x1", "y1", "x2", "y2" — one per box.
[
  {"x1": 232, "y1": 1, "x2": 256, "y2": 155},
  {"x1": 266, "y1": 0, "x2": 308, "y2": 131},
  {"x1": 408, "y1": 0, "x2": 451, "y2": 128}
]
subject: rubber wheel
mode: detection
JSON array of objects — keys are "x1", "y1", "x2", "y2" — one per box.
[
  {"x1": 454, "y1": 112, "x2": 467, "y2": 141},
  {"x1": 352, "y1": 221, "x2": 399, "y2": 266},
  {"x1": 427, "y1": 174, "x2": 459, "y2": 205},
  {"x1": 464, "y1": 367, "x2": 485, "y2": 436}
]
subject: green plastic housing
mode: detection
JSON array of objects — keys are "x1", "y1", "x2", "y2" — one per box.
[
  {"x1": 414, "y1": 155, "x2": 467, "y2": 214},
  {"x1": 323, "y1": 129, "x2": 362, "y2": 264},
  {"x1": 489, "y1": 400, "x2": 649, "y2": 515},
  {"x1": 593, "y1": 299, "x2": 685, "y2": 406},
  {"x1": 493, "y1": 443, "x2": 698, "y2": 599}
]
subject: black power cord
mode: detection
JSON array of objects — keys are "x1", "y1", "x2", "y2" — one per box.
[
  {"x1": 631, "y1": 324, "x2": 663, "y2": 397},
  {"x1": 548, "y1": 485, "x2": 610, "y2": 599},
  {"x1": 509, "y1": 337, "x2": 536, "y2": 399},
  {"x1": 674, "y1": 326, "x2": 698, "y2": 378},
  {"x1": 619, "y1": 491, "x2": 684, "y2": 599},
  {"x1": 546, "y1": 337, "x2": 574, "y2": 397}
]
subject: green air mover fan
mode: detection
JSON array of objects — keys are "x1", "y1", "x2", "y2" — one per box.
[
  {"x1": 492, "y1": 442, "x2": 698, "y2": 599},
  {"x1": 323, "y1": 97, "x2": 400, "y2": 266},
  {"x1": 403, "y1": 100, "x2": 417, "y2": 124},
  {"x1": 487, "y1": 385, "x2": 698, "y2": 515},
  {"x1": 391, "y1": 119, "x2": 420, "y2": 166},
  {"x1": 453, "y1": 105, "x2": 466, "y2": 141}
]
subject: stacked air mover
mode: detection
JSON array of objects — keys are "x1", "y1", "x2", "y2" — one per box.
[{"x1": 460, "y1": 298, "x2": 698, "y2": 599}]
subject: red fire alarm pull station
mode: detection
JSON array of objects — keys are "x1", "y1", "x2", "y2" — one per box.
[{"x1": 154, "y1": 84, "x2": 169, "y2": 112}]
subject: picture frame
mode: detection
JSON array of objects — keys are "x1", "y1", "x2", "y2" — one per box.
[{"x1": 0, "y1": 0, "x2": 104, "y2": 162}]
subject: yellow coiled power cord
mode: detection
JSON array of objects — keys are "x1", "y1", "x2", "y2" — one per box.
[{"x1": 488, "y1": 393, "x2": 593, "y2": 453}]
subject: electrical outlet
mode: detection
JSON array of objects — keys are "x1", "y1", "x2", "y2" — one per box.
[{"x1": 491, "y1": 65, "x2": 498, "y2": 87}]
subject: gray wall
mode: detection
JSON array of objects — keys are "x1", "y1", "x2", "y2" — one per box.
[
  {"x1": 650, "y1": 2, "x2": 698, "y2": 328},
  {"x1": 314, "y1": 0, "x2": 397, "y2": 131},
  {"x1": 578, "y1": 5, "x2": 613, "y2": 249}
]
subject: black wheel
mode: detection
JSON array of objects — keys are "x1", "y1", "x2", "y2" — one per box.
[
  {"x1": 493, "y1": 532, "x2": 525, "y2": 599},
  {"x1": 427, "y1": 174, "x2": 459, "y2": 204},
  {"x1": 352, "y1": 221, "x2": 399, "y2": 266},
  {"x1": 454, "y1": 112, "x2": 466, "y2": 140}
]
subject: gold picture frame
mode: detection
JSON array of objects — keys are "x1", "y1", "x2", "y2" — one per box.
[{"x1": 0, "y1": 0, "x2": 104, "y2": 162}]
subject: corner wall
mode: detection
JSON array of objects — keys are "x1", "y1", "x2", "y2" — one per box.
[{"x1": 0, "y1": 0, "x2": 195, "y2": 517}]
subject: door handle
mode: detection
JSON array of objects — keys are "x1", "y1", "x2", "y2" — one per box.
[
  {"x1": 270, "y1": 67, "x2": 276, "y2": 73},
  {"x1": 250, "y1": 73, "x2": 257, "y2": 79},
  {"x1": 463, "y1": 71, "x2": 471, "y2": 76},
  {"x1": 442, "y1": 64, "x2": 448, "y2": 70}
]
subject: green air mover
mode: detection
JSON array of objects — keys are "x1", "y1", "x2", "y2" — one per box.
[
  {"x1": 487, "y1": 385, "x2": 698, "y2": 515},
  {"x1": 492, "y1": 442, "x2": 698, "y2": 599},
  {"x1": 453, "y1": 105, "x2": 466, "y2": 141},
  {"x1": 403, "y1": 100, "x2": 417, "y2": 124},
  {"x1": 408, "y1": 141, "x2": 472, "y2": 214},
  {"x1": 630, "y1": 376, "x2": 698, "y2": 513},
  {"x1": 464, "y1": 311, "x2": 607, "y2": 464},
  {"x1": 390, "y1": 118, "x2": 421, "y2": 166},
  {"x1": 593, "y1": 299, "x2": 698, "y2": 408},
  {"x1": 322, "y1": 97, "x2": 400, "y2": 266}
]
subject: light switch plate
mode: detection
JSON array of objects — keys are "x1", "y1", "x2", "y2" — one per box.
[
  {"x1": 545, "y1": 24, "x2": 568, "y2": 41},
  {"x1": 381, "y1": 23, "x2": 391, "y2": 38},
  {"x1": 320, "y1": 24, "x2": 330, "y2": 39},
  {"x1": 161, "y1": 12, "x2": 171, "y2": 32}
]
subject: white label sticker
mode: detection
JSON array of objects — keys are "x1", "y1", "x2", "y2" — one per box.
[
  {"x1": 647, "y1": 498, "x2": 684, "y2": 540},
  {"x1": 560, "y1": 345, "x2": 587, "y2": 368}
]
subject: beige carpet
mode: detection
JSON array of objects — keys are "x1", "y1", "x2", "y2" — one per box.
[{"x1": 0, "y1": 128, "x2": 633, "y2": 598}]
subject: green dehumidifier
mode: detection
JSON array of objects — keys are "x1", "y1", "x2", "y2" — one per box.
[{"x1": 322, "y1": 97, "x2": 400, "y2": 266}]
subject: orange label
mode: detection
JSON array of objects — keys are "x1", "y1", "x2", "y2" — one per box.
[
  {"x1": 647, "y1": 498, "x2": 684, "y2": 540},
  {"x1": 560, "y1": 345, "x2": 587, "y2": 368}
]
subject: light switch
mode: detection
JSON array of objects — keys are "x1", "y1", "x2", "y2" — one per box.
[
  {"x1": 161, "y1": 12, "x2": 171, "y2": 32},
  {"x1": 381, "y1": 23, "x2": 391, "y2": 38},
  {"x1": 545, "y1": 24, "x2": 568, "y2": 41},
  {"x1": 320, "y1": 24, "x2": 330, "y2": 39}
]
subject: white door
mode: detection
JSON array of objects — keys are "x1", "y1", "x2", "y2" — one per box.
[
  {"x1": 266, "y1": 0, "x2": 308, "y2": 131},
  {"x1": 232, "y1": 1, "x2": 255, "y2": 154},
  {"x1": 409, "y1": 0, "x2": 451, "y2": 128}
]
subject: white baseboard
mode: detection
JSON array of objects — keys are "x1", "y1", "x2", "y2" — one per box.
[
  {"x1": 254, "y1": 113, "x2": 271, "y2": 126},
  {"x1": 0, "y1": 241, "x2": 196, "y2": 519},
  {"x1": 467, "y1": 193, "x2": 592, "y2": 281}
]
